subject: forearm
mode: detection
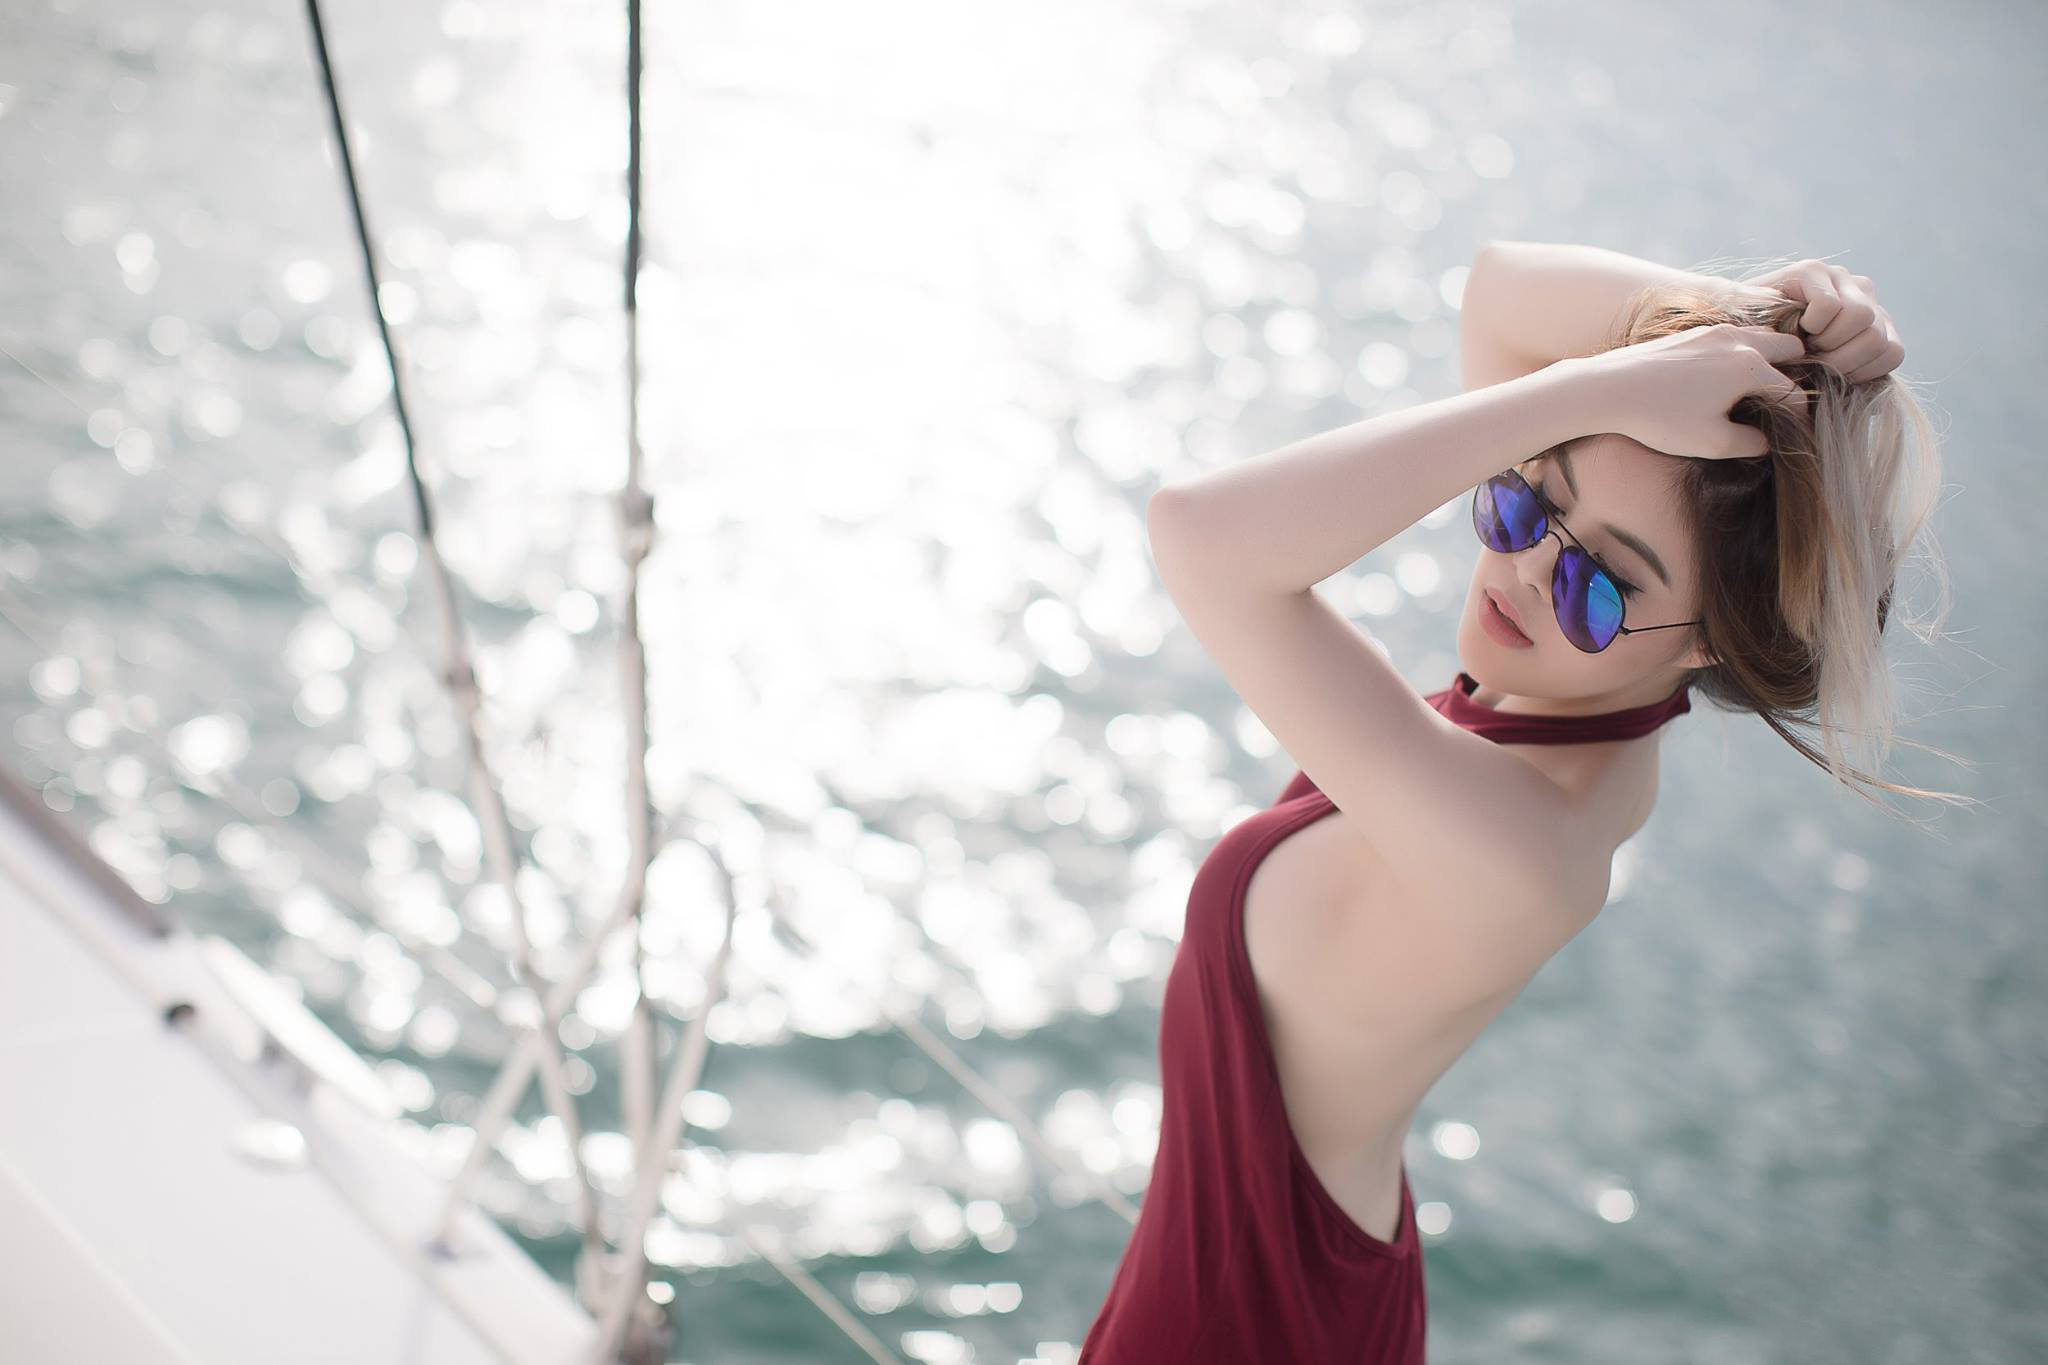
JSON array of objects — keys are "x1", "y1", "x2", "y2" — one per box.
[
  {"x1": 1148, "y1": 358, "x2": 1607, "y2": 594},
  {"x1": 1462, "y1": 240, "x2": 1742, "y2": 373}
]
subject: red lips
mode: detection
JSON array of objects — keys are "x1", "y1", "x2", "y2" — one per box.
[{"x1": 1485, "y1": 587, "x2": 1529, "y2": 638}]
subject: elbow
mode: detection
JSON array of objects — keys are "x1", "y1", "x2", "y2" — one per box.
[
  {"x1": 1148, "y1": 484, "x2": 1244, "y2": 594},
  {"x1": 1146, "y1": 485, "x2": 1199, "y2": 582},
  {"x1": 1468, "y1": 240, "x2": 1528, "y2": 292},
  {"x1": 1473, "y1": 239, "x2": 1513, "y2": 270},
  {"x1": 1146, "y1": 481, "x2": 1204, "y2": 541},
  {"x1": 1477, "y1": 238, "x2": 1544, "y2": 261},
  {"x1": 1148, "y1": 478, "x2": 1201, "y2": 511},
  {"x1": 1471, "y1": 239, "x2": 1544, "y2": 287}
]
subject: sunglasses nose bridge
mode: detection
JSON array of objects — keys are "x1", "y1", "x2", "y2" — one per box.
[{"x1": 1509, "y1": 523, "x2": 1563, "y2": 574}]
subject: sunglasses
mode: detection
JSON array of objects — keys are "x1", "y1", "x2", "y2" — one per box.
[{"x1": 1471, "y1": 467, "x2": 1702, "y2": 654}]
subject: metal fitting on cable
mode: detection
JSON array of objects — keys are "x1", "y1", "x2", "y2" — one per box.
[
  {"x1": 618, "y1": 486, "x2": 655, "y2": 565},
  {"x1": 443, "y1": 658, "x2": 479, "y2": 705}
]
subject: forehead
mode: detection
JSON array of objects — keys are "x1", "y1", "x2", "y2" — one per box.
[
  {"x1": 1529, "y1": 434, "x2": 1679, "y2": 514},
  {"x1": 1525, "y1": 434, "x2": 1694, "y2": 579},
  {"x1": 1536, "y1": 431, "x2": 1651, "y2": 478}
]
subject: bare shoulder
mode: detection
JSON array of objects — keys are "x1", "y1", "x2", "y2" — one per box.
[
  {"x1": 1392, "y1": 805, "x2": 1615, "y2": 982},
  {"x1": 1371, "y1": 746, "x2": 1652, "y2": 985},
  {"x1": 1139, "y1": 558, "x2": 1612, "y2": 923},
  {"x1": 1244, "y1": 795, "x2": 1614, "y2": 1055},
  {"x1": 1243, "y1": 741, "x2": 1669, "y2": 1084}
]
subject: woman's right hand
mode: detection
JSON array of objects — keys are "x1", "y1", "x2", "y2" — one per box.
[
  {"x1": 1747, "y1": 259, "x2": 1907, "y2": 385},
  {"x1": 1570, "y1": 322, "x2": 1810, "y2": 461}
]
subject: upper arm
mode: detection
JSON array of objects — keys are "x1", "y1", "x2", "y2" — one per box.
[
  {"x1": 1459, "y1": 242, "x2": 1553, "y2": 393},
  {"x1": 1148, "y1": 491, "x2": 1580, "y2": 918}
]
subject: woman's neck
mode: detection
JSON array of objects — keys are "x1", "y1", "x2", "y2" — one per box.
[{"x1": 1467, "y1": 672, "x2": 1687, "y2": 718}]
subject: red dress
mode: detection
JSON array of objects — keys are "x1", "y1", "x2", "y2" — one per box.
[{"x1": 1078, "y1": 672, "x2": 1692, "y2": 1363}]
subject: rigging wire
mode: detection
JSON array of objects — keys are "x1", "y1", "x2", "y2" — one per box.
[
  {"x1": 589, "y1": 0, "x2": 674, "y2": 1355},
  {"x1": 297, "y1": 0, "x2": 607, "y2": 1286},
  {"x1": 0, "y1": 0, "x2": 1177, "y2": 1350},
  {"x1": 276, "y1": 2, "x2": 1151, "y2": 1359}
]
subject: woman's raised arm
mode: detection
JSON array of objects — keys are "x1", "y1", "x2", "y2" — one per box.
[
  {"x1": 1145, "y1": 359, "x2": 1624, "y2": 925},
  {"x1": 1458, "y1": 240, "x2": 1765, "y2": 392},
  {"x1": 1148, "y1": 357, "x2": 1602, "y2": 596}
]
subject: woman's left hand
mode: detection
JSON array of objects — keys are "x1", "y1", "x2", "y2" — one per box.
[
  {"x1": 1574, "y1": 322, "x2": 1808, "y2": 461},
  {"x1": 1748, "y1": 259, "x2": 1906, "y2": 385}
]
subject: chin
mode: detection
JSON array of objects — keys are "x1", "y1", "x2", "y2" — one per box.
[
  {"x1": 1459, "y1": 569, "x2": 1683, "y2": 705},
  {"x1": 1456, "y1": 601, "x2": 1606, "y2": 701}
]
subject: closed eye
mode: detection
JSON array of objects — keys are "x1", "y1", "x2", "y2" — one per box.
[{"x1": 1534, "y1": 483, "x2": 1641, "y2": 599}]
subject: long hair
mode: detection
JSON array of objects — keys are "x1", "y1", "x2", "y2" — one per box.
[{"x1": 1547, "y1": 259, "x2": 1976, "y2": 824}]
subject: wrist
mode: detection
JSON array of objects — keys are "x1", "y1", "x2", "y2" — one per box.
[{"x1": 1533, "y1": 353, "x2": 1632, "y2": 449}]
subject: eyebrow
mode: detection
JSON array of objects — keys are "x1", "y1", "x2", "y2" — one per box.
[{"x1": 1552, "y1": 448, "x2": 1673, "y2": 590}]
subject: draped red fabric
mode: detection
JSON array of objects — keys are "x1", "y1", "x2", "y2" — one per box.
[{"x1": 1078, "y1": 673, "x2": 1691, "y2": 1363}]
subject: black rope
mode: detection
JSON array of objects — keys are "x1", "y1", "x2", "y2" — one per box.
[
  {"x1": 300, "y1": 0, "x2": 436, "y2": 543},
  {"x1": 627, "y1": 0, "x2": 644, "y2": 323},
  {"x1": 298, "y1": 6, "x2": 666, "y2": 1356},
  {"x1": 623, "y1": 0, "x2": 652, "y2": 530}
]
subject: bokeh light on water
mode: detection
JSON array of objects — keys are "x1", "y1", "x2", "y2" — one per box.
[{"x1": 3, "y1": 0, "x2": 2040, "y2": 1362}]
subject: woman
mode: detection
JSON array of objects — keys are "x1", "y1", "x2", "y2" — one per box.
[{"x1": 1077, "y1": 242, "x2": 1966, "y2": 1363}]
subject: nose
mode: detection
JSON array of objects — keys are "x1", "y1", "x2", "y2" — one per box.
[{"x1": 1509, "y1": 529, "x2": 1558, "y2": 598}]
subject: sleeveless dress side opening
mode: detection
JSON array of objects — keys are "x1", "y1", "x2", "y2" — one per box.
[{"x1": 1077, "y1": 673, "x2": 1691, "y2": 1364}]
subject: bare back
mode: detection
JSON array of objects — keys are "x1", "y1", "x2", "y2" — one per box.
[{"x1": 1241, "y1": 737, "x2": 1661, "y2": 1245}]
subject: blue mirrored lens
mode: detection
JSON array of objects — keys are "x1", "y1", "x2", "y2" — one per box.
[
  {"x1": 1472, "y1": 473, "x2": 1543, "y2": 553},
  {"x1": 1475, "y1": 473, "x2": 1628, "y2": 653},
  {"x1": 1553, "y1": 545, "x2": 1624, "y2": 652}
]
